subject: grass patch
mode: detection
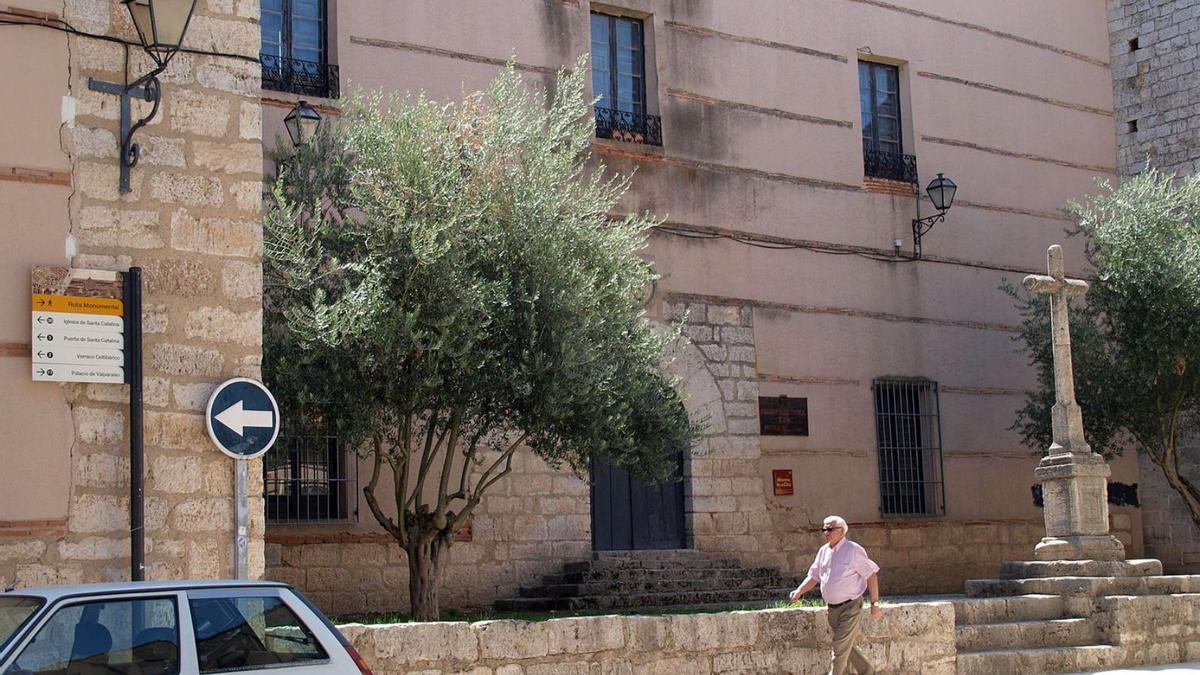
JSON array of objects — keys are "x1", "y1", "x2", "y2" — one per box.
[{"x1": 334, "y1": 599, "x2": 823, "y2": 625}]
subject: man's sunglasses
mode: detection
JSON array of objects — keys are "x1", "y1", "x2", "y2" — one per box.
[{"x1": 821, "y1": 527, "x2": 842, "y2": 533}]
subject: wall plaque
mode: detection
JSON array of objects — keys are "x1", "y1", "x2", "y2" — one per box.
[
  {"x1": 772, "y1": 469, "x2": 794, "y2": 496},
  {"x1": 759, "y1": 395, "x2": 808, "y2": 435}
]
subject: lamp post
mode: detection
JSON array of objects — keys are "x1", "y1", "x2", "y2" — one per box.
[
  {"x1": 88, "y1": 0, "x2": 197, "y2": 193},
  {"x1": 284, "y1": 100, "x2": 322, "y2": 148},
  {"x1": 911, "y1": 173, "x2": 958, "y2": 259}
]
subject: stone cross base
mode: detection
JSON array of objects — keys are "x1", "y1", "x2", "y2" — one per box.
[
  {"x1": 1034, "y1": 535, "x2": 1126, "y2": 561},
  {"x1": 1034, "y1": 451, "x2": 1126, "y2": 561}
]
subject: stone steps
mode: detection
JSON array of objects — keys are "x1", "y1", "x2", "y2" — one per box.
[
  {"x1": 956, "y1": 618, "x2": 1094, "y2": 652},
  {"x1": 495, "y1": 585, "x2": 796, "y2": 612},
  {"x1": 519, "y1": 574, "x2": 798, "y2": 598},
  {"x1": 543, "y1": 565, "x2": 790, "y2": 585},
  {"x1": 951, "y1": 594, "x2": 1067, "y2": 625},
  {"x1": 965, "y1": 574, "x2": 1200, "y2": 598},
  {"x1": 998, "y1": 558, "x2": 1162, "y2": 579},
  {"x1": 956, "y1": 645, "x2": 1124, "y2": 674},
  {"x1": 495, "y1": 549, "x2": 800, "y2": 613}
]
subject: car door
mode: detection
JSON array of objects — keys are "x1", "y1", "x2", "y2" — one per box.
[
  {"x1": 184, "y1": 588, "x2": 356, "y2": 674},
  {"x1": 0, "y1": 590, "x2": 197, "y2": 675}
]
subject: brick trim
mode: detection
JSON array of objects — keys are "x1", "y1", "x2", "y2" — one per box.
[
  {"x1": 0, "y1": 166, "x2": 71, "y2": 187},
  {"x1": 0, "y1": 519, "x2": 67, "y2": 538},
  {"x1": 267, "y1": 519, "x2": 472, "y2": 545},
  {"x1": 0, "y1": 343, "x2": 31, "y2": 358}
]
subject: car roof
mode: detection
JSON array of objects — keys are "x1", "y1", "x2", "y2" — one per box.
[{"x1": 2, "y1": 579, "x2": 290, "y2": 602}]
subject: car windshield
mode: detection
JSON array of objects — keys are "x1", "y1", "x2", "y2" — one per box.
[{"x1": 0, "y1": 596, "x2": 44, "y2": 654}]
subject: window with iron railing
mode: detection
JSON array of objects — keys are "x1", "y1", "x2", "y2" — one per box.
[
  {"x1": 264, "y1": 434, "x2": 357, "y2": 523},
  {"x1": 261, "y1": 0, "x2": 339, "y2": 99},
  {"x1": 859, "y1": 61, "x2": 915, "y2": 183},
  {"x1": 872, "y1": 378, "x2": 946, "y2": 516},
  {"x1": 590, "y1": 12, "x2": 661, "y2": 146}
]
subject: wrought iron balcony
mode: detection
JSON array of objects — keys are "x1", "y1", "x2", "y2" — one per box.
[
  {"x1": 594, "y1": 107, "x2": 663, "y2": 147},
  {"x1": 260, "y1": 53, "x2": 340, "y2": 100},
  {"x1": 863, "y1": 146, "x2": 918, "y2": 184}
]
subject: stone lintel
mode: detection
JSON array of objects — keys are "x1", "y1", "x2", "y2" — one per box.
[
  {"x1": 999, "y1": 558, "x2": 1162, "y2": 579},
  {"x1": 1034, "y1": 535, "x2": 1126, "y2": 561}
]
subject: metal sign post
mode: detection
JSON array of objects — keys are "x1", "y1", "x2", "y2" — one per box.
[
  {"x1": 31, "y1": 265, "x2": 142, "y2": 581},
  {"x1": 205, "y1": 378, "x2": 281, "y2": 579}
]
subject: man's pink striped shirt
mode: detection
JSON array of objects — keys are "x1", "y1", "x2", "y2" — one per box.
[{"x1": 803, "y1": 537, "x2": 880, "y2": 605}]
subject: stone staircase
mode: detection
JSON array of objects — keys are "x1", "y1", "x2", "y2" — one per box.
[
  {"x1": 952, "y1": 594, "x2": 1122, "y2": 674},
  {"x1": 953, "y1": 558, "x2": 1200, "y2": 674},
  {"x1": 494, "y1": 549, "x2": 801, "y2": 612}
]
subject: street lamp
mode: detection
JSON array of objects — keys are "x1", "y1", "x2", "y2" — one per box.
[
  {"x1": 284, "y1": 100, "x2": 322, "y2": 148},
  {"x1": 89, "y1": 0, "x2": 198, "y2": 193},
  {"x1": 911, "y1": 173, "x2": 958, "y2": 259}
]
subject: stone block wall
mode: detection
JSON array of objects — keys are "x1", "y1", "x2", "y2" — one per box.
[
  {"x1": 1138, "y1": 450, "x2": 1200, "y2": 573},
  {"x1": 266, "y1": 451, "x2": 592, "y2": 615},
  {"x1": 1093, "y1": 593, "x2": 1200, "y2": 667},
  {"x1": 0, "y1": 0, "x2": 264, "y2": 587},
  {"x1": 663, "y1": 295, "x2": 777, "y2": 569},
  {"x1": 1109, "y1": 0, "x2": 1200, "y2": 176},
  {"x1": 338, "y1": 602, "x2": 957, "y2": 675}
]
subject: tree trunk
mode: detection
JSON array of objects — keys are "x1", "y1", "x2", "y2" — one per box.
[
  {"x1": 1155, "y1": 452, "x2": 1200, "y2": 533},
  {"x1": 406, "y1": 535, "x2": 449, "y2": 621}
]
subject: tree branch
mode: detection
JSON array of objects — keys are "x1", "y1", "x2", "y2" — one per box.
[
  {"x1": 435, "y1": 407, "x2": 463, "y2": 522},
  {"x1": 362, "y1": 432, "x2": 402, "y2": 542},
  {"x1": 449, "y1": 431, "x2": 529, "y2": 533}
]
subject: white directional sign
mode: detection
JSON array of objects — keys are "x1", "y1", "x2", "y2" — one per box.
[
  {"x1": 31, "y1": 266, "x2": 126, "y2": 384},
  {"x1": 31, "y1": 364, "x2": 125, "y2": 383},
  {"x1": 33, "y1": 345, "x2": 124, "y2": 366},
  {"x1": 33, "y1": 311, "x2": 123, "y2": 332}
]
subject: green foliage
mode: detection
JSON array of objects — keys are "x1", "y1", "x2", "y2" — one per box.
[
  {"x1": 263, "y1": 58, "x2": 700, "y2": 564},
  {"x1": 1009, "y1": 168, "x2": 1200, "y2": 527}
]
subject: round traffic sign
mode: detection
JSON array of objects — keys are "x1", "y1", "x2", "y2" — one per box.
[{"x1": 205, "y1": 377, "x2": 281, "y2": 460}]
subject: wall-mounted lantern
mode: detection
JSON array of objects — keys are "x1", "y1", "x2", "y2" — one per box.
[
  {"x1": 88, "y1": 0, "x2": 198, "y2": 193},
  {"x1": 911, "y1": 173, "x2": 958, "y2": 259},
  {"x1": 284, "y1": 100, "x2": 322, "y2": 148}
]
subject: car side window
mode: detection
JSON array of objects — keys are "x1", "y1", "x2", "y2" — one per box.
[
  {"x1": 4, "y1": 596, "x2": 179, "y2": 675},
  {"x1": 188, "y1": 594, "x2": 327, "y2": 673}
]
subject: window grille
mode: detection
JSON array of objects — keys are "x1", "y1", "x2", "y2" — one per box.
[
  {"x1": 859, "y1": 61, "x2": 916, "y2": 183},
  {"x1": 264, "y1": 434, "x2": 357, "y2": 523},
  {"x1": 872, "y1": 379, "x2": 945, "y2": 516},
  {"x1": 260, "y1": 0, "x2": 339, "y2": 99},
  {"x1": 590, "y1": 12, "x2": 662, "y2": 146}
]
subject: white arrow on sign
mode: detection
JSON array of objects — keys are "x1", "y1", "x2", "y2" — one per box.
[{"x1": 214, "y1": 400, "x2": 275, "y2": 437}]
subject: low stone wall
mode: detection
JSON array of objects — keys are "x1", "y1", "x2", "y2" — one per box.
[
  {"x1": 338, "y1": 601, "x2": 956, "y2": 675},
  {"x1": 1094, "y1": 593, "x2": 1200, "y2": 667}
]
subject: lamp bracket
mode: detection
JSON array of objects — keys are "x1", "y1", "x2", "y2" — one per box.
[
  {"x1": 910, "y1": 211, "x2": 946, "y2": 259},
  {"x1": 88, "y1": 71, "x2": 163, "y2": 194}
]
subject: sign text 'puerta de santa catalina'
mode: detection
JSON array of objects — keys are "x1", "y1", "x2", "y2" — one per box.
[{"x1": 31, "y1": 266, "x2": 126, "y2": 384}]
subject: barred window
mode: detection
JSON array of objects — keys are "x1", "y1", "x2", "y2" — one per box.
[
  {"x1": 872, "y1": 379, "x2": 945, "y2": 516},
  {"x1": 264, "y1": 435, "x2": 357, "y2": 523}
]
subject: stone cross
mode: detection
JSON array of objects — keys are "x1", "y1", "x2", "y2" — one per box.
[
  {"x1": 1022, "y1": 244, "x2": 1125, "y2": 561},
  {"x1": 1023, "y1": 244, "x2": 1089, "y2": 454}
]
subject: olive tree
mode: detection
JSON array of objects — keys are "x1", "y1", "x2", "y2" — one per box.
[
  {"x1": 1009, "y1": 168, "x2": 1200, "y2": 532},
  {"x1": 263, "y1": 61, "x2": 700, "y2": 620}
]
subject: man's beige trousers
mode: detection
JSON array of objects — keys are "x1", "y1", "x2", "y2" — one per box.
[{"x1": 826, "y1": 596, "x2": 876, "y2": 675}]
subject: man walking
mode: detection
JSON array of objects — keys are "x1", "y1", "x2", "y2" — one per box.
[{"x1": 789, "y1": 515, "x2": 881, "y2": 675}]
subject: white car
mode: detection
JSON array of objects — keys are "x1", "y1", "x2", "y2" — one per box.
[{"x1": 0, "y1": 580, "x2": 370, "y2": 674}]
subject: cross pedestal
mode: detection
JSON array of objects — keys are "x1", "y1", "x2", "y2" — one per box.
[{"x1": 1023, "y1": 245, "x2": 1124, "y2": 561}]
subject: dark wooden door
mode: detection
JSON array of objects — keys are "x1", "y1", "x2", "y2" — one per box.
[{"x1": 591, "y1": 454, "x2": 686, "y2": 550}]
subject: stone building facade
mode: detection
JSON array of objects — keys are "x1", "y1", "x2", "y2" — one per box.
[
  {"x1": 1, "y1": 0, "x2": 264, "y2": 586},
  {"x1": 1108, "y1": 0, "x2": 1200, "y2": 573},
  {"x1": 260, "y1": 1, "x2": 1146, "y2": 613}
]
